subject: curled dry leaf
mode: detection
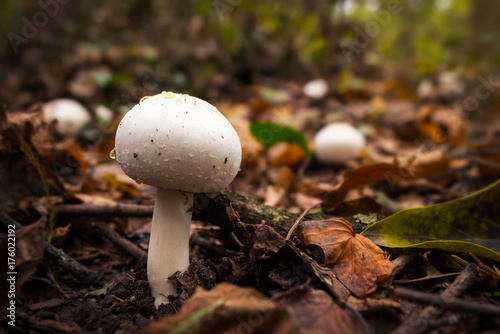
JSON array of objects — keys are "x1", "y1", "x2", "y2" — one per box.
[
  {"x1": 322, "y1": 163, "x2": 409, "y2": 213},
  {"x1": 0, "y1": 103, "x2": 90, "y2": 194},
  {"x1": 322, "y1": 159, "x2": 449, "y2": 213},
  {"x1": 416, "y1": 104, "x2": 468, "y2": 146},
  {"x1": 267, "y1": 142, "x2": 305, "y2": 167},
  {"x1": 297, "y1": 218, "x2": 396, "y2": 297}
]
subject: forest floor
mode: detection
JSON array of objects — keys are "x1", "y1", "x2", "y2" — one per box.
[{"x1": 1, "y1": 71, "x2": 500, "y2": 334}]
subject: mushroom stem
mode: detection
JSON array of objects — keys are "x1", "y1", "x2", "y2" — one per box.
[{"x1": 148, "y1": 188, "x2": 193, "y2": 307}]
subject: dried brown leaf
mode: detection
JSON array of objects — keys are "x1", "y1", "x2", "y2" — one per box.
[
  {"x1": 245, "y1": 223, "x2": 286, "y2": 260},
  {"x1": 275, "y1": 287, "x2": 366, "y2": 334},
  {"x1": 140, "y1": 283, "x2": 297, "y2": 334},
  {"x1": 297, "y1": 218, "x2": 396, "y2": 297},
  {"x1": 322, "y1": 158, "x2": 449, "y2": 213}
]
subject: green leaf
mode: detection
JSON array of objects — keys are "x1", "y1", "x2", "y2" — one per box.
[
  {"x1": 250, "y1": 121, "x2": 309, "y2": 155},
  {"x1": 361, "y1": 179, "x2": 500, "y2": 262}
]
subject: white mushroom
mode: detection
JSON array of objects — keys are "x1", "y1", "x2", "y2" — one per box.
[
  {"x1": 314, "y1": 122, "x2": 365, "y2": 164},
  {"x1": 95, "y1": 104, "x2": 114, "y2": 127},
  {"x1": 303, "y1": 79, "x2": 329, "y2": 99},
  {"x1": 114, "y1": 92, "x2": 241, "y2": 307},
  {"x1": 43, "y1": 98, "x2": 91, "y2": 136}
]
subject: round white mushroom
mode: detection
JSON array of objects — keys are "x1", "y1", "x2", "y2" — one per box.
[
  {"x1": 114, "y1": 91, "x2": 241, "y2": 307},
  {"x1": 95, "y1": 104, "x2": 114, "y2": 127},
  {"x1": 314, "y1": 122, "x2": 366, "y2": 164},
  {"x1": 43, "y1": 98, "x2": 91, "y2": 136},
  {"x1": 303, "y1": 79, "x2": 329, "y2": 99}
]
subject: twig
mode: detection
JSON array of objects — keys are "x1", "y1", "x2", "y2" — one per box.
[
  {"x1": 16, "y1": 310, "x2": 82, "y2": 332},
  {"x1": 393, "y1": 286, "x2": 500, "y2": 317},
  {"x1": 91, "y1": 220, "x2": 147, "y2": 263},
  {"x1": 0, "y1": 211, "x2": 97, "y2": 285},
  {"x1": 56, "y1": 190, "x2": 370, "y2": 236},
  {"x1": 229, "y1": 232, "x2": 244, "y2": 248},
  {"x1": 190, "y1": 234, "x2": 229, "y2": 256},
  {"x1": 470, "y1": 156, "x2": 500, "y2": 171},
  {"x1": 286, "y1": 203, "x2": 320, "y2": 240},
  {"x1": 391, "y1": 248, "x2": 420, "y2": 276},
  {"x1": 44, "y1": 244, "x2": 97, "y2": 285},
  {"x1": 394, "y1": 272, "x2": 459, "y2": 284},
  {"x1": 56, "y1": 203, "x2": 154, "y2": 217},
  {"x1": 391, "y1": 263, "x2": 483, "y2": 334}
]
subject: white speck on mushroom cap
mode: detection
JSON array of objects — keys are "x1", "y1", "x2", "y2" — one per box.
[{"x1": 115, "y1": 92, "x2": 242, "y2": 192}]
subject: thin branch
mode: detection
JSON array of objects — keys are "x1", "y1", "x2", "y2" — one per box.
[
  {"x1": 91, "y1": 220, "x2": 147, "y2": 263},
  {"x1": 56, "y1": 190, "x2": 370, "y2": 236},
  {"x1": 56, "y1": 203, "x2": 153, "y2": 217},
  {"x1": 391, "y1": 263, "x2": 484, "y2": 334},
  {"x1": 286, "y1": 203, "x2": 320, "y2": 240},
  {"x1": 0, "y1": 211, "x2": 97, "y2": 285},
  {"x1": 393, "y1": 286, "x2": 500, "y2": 318}
]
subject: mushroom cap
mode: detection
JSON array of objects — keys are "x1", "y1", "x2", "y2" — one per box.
[
  {"x1": 43, "y1": 98, "x2": 91, "y2": 136},
  {"x1": 115, "y1": 92, "x2": 242, "y2": 193},
  {"x1": 314, "y1": 122, "x2": 365, "y2": 164}
]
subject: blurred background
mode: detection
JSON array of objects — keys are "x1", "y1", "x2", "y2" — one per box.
[
  {"x1": 3, "y1": 2, "x2": 500, "y2": 331},
  {"x1": 1, "y1": 0, "x2": 499, "y2": 109},
  {"x1": 1, "y1": 0, "x2": 500, "y2": 207}
]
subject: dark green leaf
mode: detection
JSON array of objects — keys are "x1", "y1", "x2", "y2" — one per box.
[
  {"x1": 361, "y1": 179, "x2": 500, "y2": 262},
  {"x1": 250, "y1": 121, "x2": 309, "y2": 155}
]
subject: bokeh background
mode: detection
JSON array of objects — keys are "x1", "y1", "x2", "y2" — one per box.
[
  {"x1": 1, "y1": 0, "x2": 499, "y2": 110},
  {"x1": 2, "y1": 0, "x2": 500, "y2": 207},
  {"x1": 2, "y1": 2, "x2": 500, "y2": 332}
]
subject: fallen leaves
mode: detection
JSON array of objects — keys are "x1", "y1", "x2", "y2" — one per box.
[
  {"x1": 322, "y1": 163, "x2": 409, "y2": 213},
  {"x1": 322, "y1": 158, "x2": 449, "y2": 213},
  {"x1": 0, "y1": 103, "x2": 91, "y2": 196},
  {"x1": 275, "y1": 287, "x2": 366, "y2": 334},
  {"x1": 297, "y1": 218, "x2": 396, "y2": 297},
  {"x1": 140, "y1": 283, "x2": 296, "y2": 334},
  {"x1": 141, "y1": 283, "x2": 365, "y2": 334}
]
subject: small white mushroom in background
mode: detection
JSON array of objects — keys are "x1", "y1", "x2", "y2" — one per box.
[
  {"x1": 114, "y1": 91, "x2": 241, "y2": 307},
  {"x1": 303, "y1": 78, "x2": 329, "y2": 99},
  {"x1": 95, "y1": 104, "x2": 114, "y2": 127},
  {"x1": 314, "y1": 122, "x2": 366, "y2": 164},
  {"x1": 417, "y1": 78, "x2": 433, "y2": 99},
  {"x1": 438, "y1": 71, "x2": 465, "y2": 97},
  {"x1": 43, "y1": 98, "x2": 91, "y2": 136}
]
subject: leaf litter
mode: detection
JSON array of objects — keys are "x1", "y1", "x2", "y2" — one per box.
[{"x1": 2, "y1": 53, "x2": 500, "y2": 334}]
